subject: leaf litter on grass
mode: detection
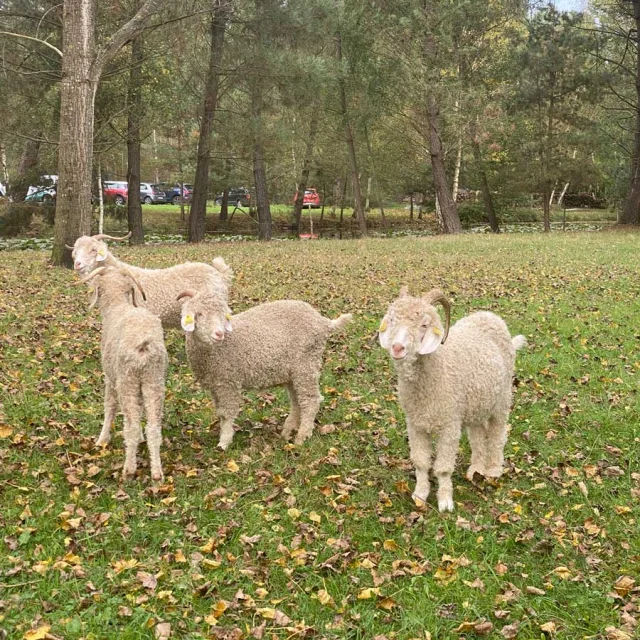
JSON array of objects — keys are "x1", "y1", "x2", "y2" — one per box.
[{"x1": 1, "y1": 232, "x2": 640, "y2": 638}]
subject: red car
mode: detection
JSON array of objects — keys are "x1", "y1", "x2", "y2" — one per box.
[
  {"x1": 103, "y1": 181, "x2": 128, "y2": 205},
  {"x1": 293, "y1": 188, "x2": 321, "y2": 209}
]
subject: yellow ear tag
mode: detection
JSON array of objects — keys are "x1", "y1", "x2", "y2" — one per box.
[
  {"x1": 433, "y1": 327, "x2": 442, "y2": 336},
  {"x1": 225, "y1": 313, "x2": 232, "y2": 321},
  {"x1": 96, "y1": 245, "x2": 107, "y2": 262},
  {"x1": 379, "y1": 320, "x2": 388, "y2": 333},
  {"x1": 182, "y1": 313, "x2": 195, "y2": 332}
]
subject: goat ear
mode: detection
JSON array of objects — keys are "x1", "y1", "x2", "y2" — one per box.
[
  {"x1": 181, "y1": 310, "x2": 196, "y2": 332},
  {"x1": 418, "y1": 327, "x2": 442, "y2": 355},
  {"x1": 96, "y1": 243, "x2": 108, "y2": 262},
  {"x1": 378, "y1": 315, "x2": 391, "y2": 349}
]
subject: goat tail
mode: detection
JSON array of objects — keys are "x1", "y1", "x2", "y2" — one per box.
[
  {"x1": 212, "y1": 257, "x2": 234, "y2": 287},
  {"x1": 512, "y1": 335, "x2": 527, "y2": 351},
  {"x1": 124, "y1": 338, "x2": 166, "y2": 371},
  {"x1": 330, "y1": 313, "x2": 353, "y2": 332}
]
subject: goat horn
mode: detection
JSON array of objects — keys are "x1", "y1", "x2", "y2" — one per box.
[
  {"x1": 75, "y1": 266, "x2": 108, "y2": 285},
  {"x1": 91, "y1": 231, "x2": 131, "y2": 241},
  {"x1": 423, "y1": 288, "x2": 451, "y2": 344},
  {"x1": 118, "y1": 267, "x2": 147, "y2": 302},
  {"x1": 177, "y1": 289, "x2": 197, "y2": 302},
  {"x1": 65, "y1": 244, "x2": 74, "y2": 250}
]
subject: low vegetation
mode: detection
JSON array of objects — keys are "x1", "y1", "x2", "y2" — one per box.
[{"x1": 1, "y1": 232, "x2": 639, "y2": 639}]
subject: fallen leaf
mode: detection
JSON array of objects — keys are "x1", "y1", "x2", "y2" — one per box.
[
  {"x1": 540, "y1": 621, "x2": 557, "y2": 633},
  {"x1": 155, "y1": 622, "x2": 171, "y2": 639},
  {"x1": 23, "y1": 626, "x2": 51, "y2": 640},
  {"x1": 501, "y1": 622, "x2": 520, "y2": 638}
]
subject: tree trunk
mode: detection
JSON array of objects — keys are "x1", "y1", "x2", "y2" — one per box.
[
  {"x1": 251, "y1": 78, "x2": 271, "y2": 240},
  {"x1": 410, "y1": 194, "x2": 414, "y2": 221},
  {"x1": 426, "y1": 93, "x2": 461, "y2": 234},
  {"x1": 51, "y1": 0, "x2": 167, "y2": 266},
  {"x1": 452, "y1": 133, "x2": 462, "y2": 203},
  {"x1": 471, "y1": 120, "x2": 499, "y2": 233},
  {"x1": 542, "y1": 181, "x2": 551, "y2": 232},
  {"x1": 51, "y1": 0, "x2": 97, "y2": 268},
  {"x1": 0, "y1": 140, "x2": 8, "y2": 188},
  {"x1": 337, "y1": 34, "x2": 366, "y2": 236},
  {"x1": 127, "y1": 34, "x2": 144, "y2": 245},
  {"x1": 293, "y1": 110, "x2": 319, "y2": 234},
  {"x1": 220, "y1": 187, "x2": 229, "y2": 222},
  {"x1": 621, "y1": 0, "x2": 640, "y2": 224},
  {"x1": 10, "y1": 136, "x2": 42, "y2": 202},
  {"x1": 189, "y1": 0, "x2": 229, "y2": 243},
  {"x1": 558, "y1": 182, "x2": 570, "y2": 208}
]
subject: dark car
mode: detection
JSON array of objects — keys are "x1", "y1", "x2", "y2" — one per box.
[
  {"x1": 215, "y1": 187, "x2": 251, "y2": 208},
  {"x1": 142, "y1": 183, "x2": 166, "y2": 204},
  {"x1": 160, "y1": 183, "x2": 193, "y2": 205}
]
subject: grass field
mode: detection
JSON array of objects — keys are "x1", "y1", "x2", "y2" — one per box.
[{"x1": 1, "y1": 231, "x2": 639, "y2": 639}]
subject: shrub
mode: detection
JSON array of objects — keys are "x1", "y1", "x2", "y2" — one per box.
[{"x1": 0, "y1": 203, "x2": 40, "y2": 237}]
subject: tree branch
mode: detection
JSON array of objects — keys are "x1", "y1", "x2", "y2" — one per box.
[
  {"x1": 0, "y1": 31, "x2": 62, "y2": 57},
  {"x1": 90, "y1": 0, "x2": 166, "y2": 82}
]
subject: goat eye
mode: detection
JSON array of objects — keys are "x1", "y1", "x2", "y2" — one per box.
[{"x1": 195, "y1": 312, "x2": 202, "y2": 319}]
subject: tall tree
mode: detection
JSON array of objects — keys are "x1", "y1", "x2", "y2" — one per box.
[
  {"x1": 127, "y1": 33, "x2": 145, "y2": 245},
  {"x1": 51, "y1": 0, "x2": 166, "y2": 267},
  {"x1": 189, "y1": 0, "x2": 230, "y2": 243}
]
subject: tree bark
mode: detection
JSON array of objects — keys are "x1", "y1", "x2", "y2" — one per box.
[
  {"x1": 293, "y1": 110, "x2": 318, "y2": 234},
  {"x1": 620, "y1": 1, "x2": 640, "y2": 223},
  {"x1": 127, "y1": 34, "x2": 144, "y2": 245},
  {"x1": 51, "y1": 0, "x2": 97, "y2": 267},
  {"x1": 337, "y1": 33, "x2": 366, "y2": 236},
  {"x1": 251, "y1": 78, "x2": 271, "y2": 240},
  {"x1": 426, "y1": 93, "x2": 461, "y2": 234},
  {"x1": 471, "y1": 120, "x2": 500, "y2": 233},
  {"x1": 189, "y1": 0, "x2": 229, "y2": 243},
  {"x1": 51, "y1": 0, "x2": 167, "y2": 267},
  {"x1": 542, "y1": 181, "x2": 551, "y2": 232}
]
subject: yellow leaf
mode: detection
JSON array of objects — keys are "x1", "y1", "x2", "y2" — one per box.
[
  {"x1": 309, "y1": 511, "x2": 322, "y2": 523},
  {"x1": 357, "y1": 587, "x2": 381, "y2": 600},
  {"x1": 553, "y1": 566, "x2": 571, "y2": 580},
  {"x1": 0, "y1": 425, "x2": 13, "y2": 438},
  {"x1": 24, "y1": 625, "x2": 51, "y2": 640},
  {"x1": 540, "y1": 621, "x2": 557, "y2": 633},
  {"x1": 174, "y1": 549, "x2": 187, "y2": 563},
  {"x1": 614, "y1": 575, "x2": 636, "y2": 597},
  {"x1": 377, "y1": 597, "x2": 396, "y2": 610},
  {"x1": 226, "y1": 459, "x2": 239, "y2": 473},
  {"x1": 204, "y1": 614, "x2": 218, "y2": 626},
  {"x1": 212, "y1": 600, "x2": 228, "y2": 618},
  {"x1": 316, "y1": 589, "x2": 334, "y2": 606},
  {"x1": 287, "y1": 508, "x2": 301, "y2": 520},
  {"x1": 257, "y1": 607, "x2": 276, "y2": 619},
  {"x1": 615, "y1": 505, "x2": 632, "y2": 515},
  {"x1": 383, "y1": 539, "x2": 398, "y2": 551}
]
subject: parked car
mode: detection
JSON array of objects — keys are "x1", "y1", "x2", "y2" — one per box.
[
  {"x1": 293, "y1": 188, "x2": 321, "y2": 209},
  {"x1": 159, "y1": 183, "x2": 193, "y2": 205},
  {"x1": 215, "y1": 187, "x2": 252, "y2": 207},
  {"x1": 25, "y1": 184, "x2": 56, "y2": 204},
  {"x1": 103, "y1": 181, "x2": 128, "y2": 205},
  {"x1": 141, "y1": 183, "x2": 166, "y2": 204}
]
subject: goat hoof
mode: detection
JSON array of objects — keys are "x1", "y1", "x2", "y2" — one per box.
[
  {"x1": 152, "y1": 472, "x2": 164, "y2": 483},
  {"x1": 466, "y1": 466, "x2": 484, "y2": 482},
  {"x1": 217, "y1": 442, "x2": 230, "y2": 451},
  {"x1": 95, "y1": 438, "x2": 110, "y2": 448},
  {"x1": 437, "y1": 497, "x2": 454, "y2": 513},
  {"x1": 293, "y1": 433, "x2": 311, "y2": 445},
  {"x1": 483, "y1": 467, "x2": 503, "y2": 478}
]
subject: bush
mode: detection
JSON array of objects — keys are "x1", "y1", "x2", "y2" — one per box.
[{"x1": 0, "y1": 203, "x2": 40, "y2": 237}]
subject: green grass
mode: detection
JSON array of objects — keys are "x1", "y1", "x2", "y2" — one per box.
[{"x1": 1, "y1": 231, "x2": 640, "y2": 639}]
